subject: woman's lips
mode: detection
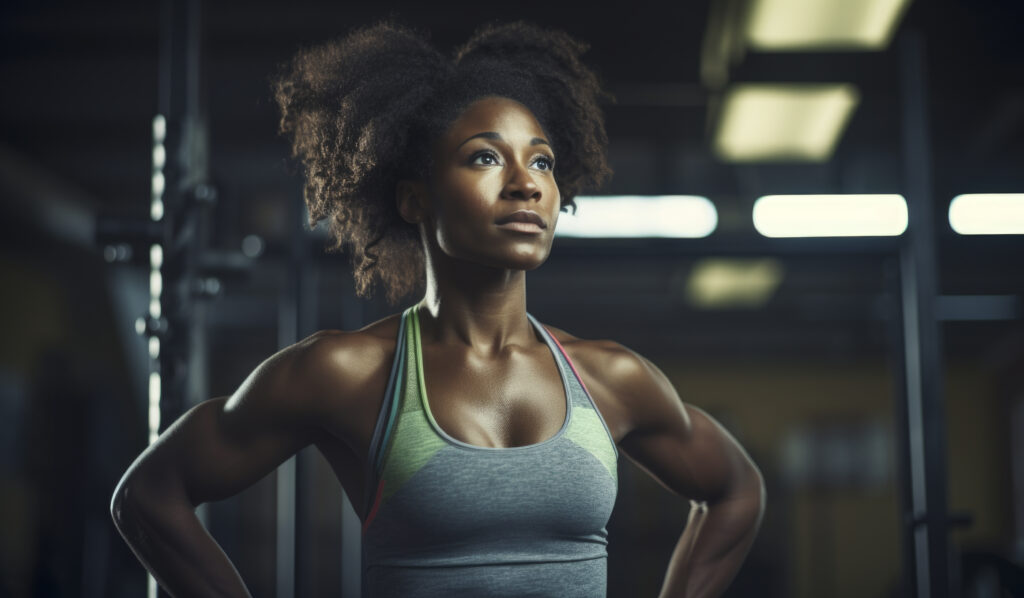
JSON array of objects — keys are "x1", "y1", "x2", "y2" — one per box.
[
  {"x1": 495, "y1": 209, "x2": 547, "y2": 228},
  {"x1": 496, "y1": 221, "x2": 545, "y2": 234}
]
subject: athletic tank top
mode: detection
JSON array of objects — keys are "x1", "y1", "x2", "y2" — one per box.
[{"x1": 361, "y1": 304, "x2": 619, "y2": 597}]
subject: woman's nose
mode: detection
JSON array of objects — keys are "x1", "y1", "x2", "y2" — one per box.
[{"x1": 502, "y1": 162, "x2": 541, "y2": 201}]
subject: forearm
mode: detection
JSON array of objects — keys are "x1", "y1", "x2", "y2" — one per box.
[
  {"x1": 112, "y1": 488, "x2": 252, "y2": 598},
  {"x1": 657, "y1": 485, "x2": 765, "y2": 598}
]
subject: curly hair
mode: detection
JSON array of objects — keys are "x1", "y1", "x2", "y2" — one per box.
[{"x1": 272, "y1": 19, "x2": 613, "y2": 305}]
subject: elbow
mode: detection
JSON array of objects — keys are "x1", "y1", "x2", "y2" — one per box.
[
  {"x1": 111, "y1": 472, "x2": 158, "y2": 535},
  {"x1": 726, "y1": 462, "x2": 766, "y2": 518},
  {"x1": 745, "y1": 463, "x2": 767, "y2": 526},
  {"x1": 751, "y1": 463, "x2": 765, "y2": 500},
  {"x1": 743, "y1": 460, "x2": 766, "y2": 502},
  {"x1": 111, "y1": 465, "x2": 196, "y2": 536},
  {"x1": 110, "y1": 475, "x2": 137, "y2": 532}
]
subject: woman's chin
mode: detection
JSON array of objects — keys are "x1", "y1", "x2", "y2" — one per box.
[
  {"x1": 501, "y1": 248, "x2": 552, "y2": 271},
  {"x1": 467, "y1": 252, "x2": 550, "y2": 273}
]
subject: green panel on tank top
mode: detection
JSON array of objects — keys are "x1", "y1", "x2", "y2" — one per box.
[
  {"x1": 378, "y1": 308, "x2": 447, "y2": 503},
  {"x1": 565, "y1": 406, "x2": 618, "y2": 485}
]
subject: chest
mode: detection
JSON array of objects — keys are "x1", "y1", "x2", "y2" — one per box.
[
  {"x1": 316, "y1": 334, "x2": 628, "y2": 520},
  {"x1": 419, "y1": 345, "x2": 569, "y2": 449}
]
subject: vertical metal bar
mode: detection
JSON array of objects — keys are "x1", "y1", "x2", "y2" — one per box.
[
  {"x1": 279, "y1": 182, "x2": 320, "y2": 597},
  {"x1": 275, "y1": 460, "x2": 297, "y2": 598},
  {"x1": 155, "y1": 0, "x2": 188, "y2": 440},
  {"x1": 341, "y1": 494, "x2": 361, "y2": 598},
  {"x1": 885, "y1": 256, "x2": 918, "y2": 598},
  {"x1": 1012, "y1": 394, "x2": 1024, "y2": 563},
  {"x1": 294, "y1": 213, "x2": 319, "y2": 598},
  {"x1": 898, "y1": 28, "x2": 952, "y2": 598},
  {"x1": 276, "y1": 257, "x2": 298, "y2": 598},
  {"x1": 153, "y1": 0, "x2": 205, "y2": 596},
  {"x1": 275, "y1": 457, "x2": 297, "y2": 598},
  {"x1": 339, "y1": 290, "x2": 365, "y2": 597}
]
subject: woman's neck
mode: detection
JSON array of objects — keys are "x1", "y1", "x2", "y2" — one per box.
[{"x1": 417, "y1": 255, "x2": 536, "y2": 356}]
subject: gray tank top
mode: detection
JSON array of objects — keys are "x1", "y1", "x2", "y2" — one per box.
[{"x1": 361, "y1": 304, "x2": 619, "y2": 597}]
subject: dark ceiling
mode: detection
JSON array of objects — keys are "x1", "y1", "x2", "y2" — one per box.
[{"x1": 1, "y1": 0, "x2": 1022, "y2": 362}]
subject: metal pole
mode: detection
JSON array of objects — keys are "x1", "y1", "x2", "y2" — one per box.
[
  {"x1": 294, "y1": 210, "x2": 319, "y2": 597},
  {"x1": 885, "y1": 255, "x2": 919, "y2": 598},
  {"x1": 278, "y1": 184, "x2": 321, "y2": 596},
  {"x1": 339, "y1": 289, "x2": 365, "y2": 597},
  {"x1": 897, "y1": 28, "x2": 952, "y2": 598},
  {"x1": 275, "y1": 269, "x2": 297, "y2": 598},
  {"x1": 151, "y1": 0, "x2": 210, "y2": 596}
]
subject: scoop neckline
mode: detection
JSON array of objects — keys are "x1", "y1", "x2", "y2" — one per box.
[{"x1": 409, "y1": 304, "x2": 572, "y2": 452}]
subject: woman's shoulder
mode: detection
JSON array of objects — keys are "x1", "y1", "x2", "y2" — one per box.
[
  {"x1": 538, "y1": 322, "x2": 665, "y2": 442},
  {"x1": 281, "y1": 313, "x2": 404, "y2": 446},
  {"x1": 539, "y1": 321, "x2": 694, "y2": 447},
  {"x1": 301, "y1": 312, "x2": 404, "y2": 393},
  {"x1": 272, "y1": 313, "x2": 399, "y2": 419},
  {"x1": 540, "y1": 322, "x2": 648, "y2": 383}
]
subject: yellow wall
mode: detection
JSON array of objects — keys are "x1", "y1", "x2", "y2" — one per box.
[{"x1": 638, "y1": 356, "x2": 1014, "y2": 598}]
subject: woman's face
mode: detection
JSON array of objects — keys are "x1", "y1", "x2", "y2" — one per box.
[{"x1": 412, "y1": 95, "x2": 561, "y2": 272}]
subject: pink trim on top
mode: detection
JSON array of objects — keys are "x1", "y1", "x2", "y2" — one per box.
[
  {"x1": 542, "y1": 325, "x2": 593, "y2": 397},
  {"x1": 362, "y1": 478, "x2": 385, "y2": 534},
  {"x1": 544, "y1": 325, "x2": 620, "y2": 459}
]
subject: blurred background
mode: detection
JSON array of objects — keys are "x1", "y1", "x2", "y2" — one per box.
[{"x1": 1, "y1": 0, "x2": 1022, "y2": 596}]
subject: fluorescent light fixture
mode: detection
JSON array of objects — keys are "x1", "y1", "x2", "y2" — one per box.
[
  {"x1": 714, "y1": 84, "x2": 859, "y2": 162},
  {"x1": 948, "y1": 194, "x2": 1024, "y2": 235},
  {"x1": 555, "y1": 195, "x2": 717, "y2": 238},
  {"x1": 753, "y1": 194, "x2": 907, "y2": 237},
  {"x1": 685, "y1": 257, "x2": 784, "y2": 309},
  {"x1": 745, "y1": 0, "x2": 913, "y2": 50}
]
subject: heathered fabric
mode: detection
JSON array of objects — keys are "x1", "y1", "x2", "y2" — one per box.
[{"x1": 361, "y1": 304, "x2": 619, "y2": 597}]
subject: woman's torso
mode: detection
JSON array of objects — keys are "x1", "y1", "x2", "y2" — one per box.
[
  {"x1": 311, "y1": 307, "x2": 631, "y2": 522},
  {"x1": 353, "y1": 305, "x2": 620, "y2": 596}
]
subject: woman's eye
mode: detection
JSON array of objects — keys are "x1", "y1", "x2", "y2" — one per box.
[
  {"x1": 471, "y1": 151, "x2": 553, "y2": 171},
  {"x1": 472, "y1": 151, "x2": 500, "y2": 166},
  {"x1": 535, "y1": 156, "x2": 555, "y2": 171}
]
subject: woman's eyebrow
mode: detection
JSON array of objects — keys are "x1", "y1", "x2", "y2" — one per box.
[{"x1": 456, "y1": 131, "x2": 551, "y2": 150}]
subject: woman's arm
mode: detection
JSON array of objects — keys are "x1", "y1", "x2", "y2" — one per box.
[
  {"x1": 110, "y1": 331, "x2": 341, "y2": 597},
  {"x1": 610, "y1": 347, "x2": 766, "y2": 598}
]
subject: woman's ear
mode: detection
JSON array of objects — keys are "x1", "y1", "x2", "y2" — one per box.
[{"x1": 396, "y1": 180, "x2": 428, "y2": 224}]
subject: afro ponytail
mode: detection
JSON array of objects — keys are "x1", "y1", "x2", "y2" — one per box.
[{"x1": 272, "y1": 19, "x2": 612, "y2": 305}]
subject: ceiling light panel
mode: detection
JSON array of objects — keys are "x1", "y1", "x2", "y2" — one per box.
[
  {"x1": 948, "y1": 194, "x2": 1024, "y2": 235},
  {"x1": 745, "y1": 0, "x2": 913, "y2": 51},
  {"x1": 753, "y1": 194, "x2": 908, "y2": 237},
  {"x1": 555, "y1": 195, "x2": 718, "y2": 238},
  {"x1": 685, "y1": 257, "x2": 784, "y2": 309},
  {"x1": 714, "y1": 83, "x2": 860, "y2": 162}
]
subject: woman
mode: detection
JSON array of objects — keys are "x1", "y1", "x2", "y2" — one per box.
[{"x1": 111, "y1": 20, "x2": 765, "y2": 597}]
